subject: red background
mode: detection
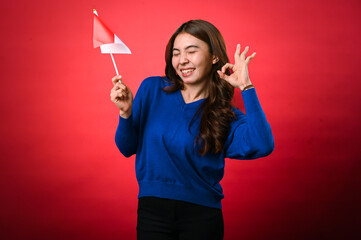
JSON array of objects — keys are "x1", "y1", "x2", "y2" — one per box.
[{"x1": 1, "y1": 0, "x2": 361, "y2": 239}]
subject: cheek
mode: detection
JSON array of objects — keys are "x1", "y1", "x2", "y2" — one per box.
[
  {"x1": 171, "y1": 58, "x2": 177, "y2": 70},
  {"x1": 197, "y1": 57, "x2": 213, "y2": 72}
]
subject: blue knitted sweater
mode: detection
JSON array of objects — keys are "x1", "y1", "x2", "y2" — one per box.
[{"x1": 115, "y1": 76, "x2": 274, "y2": 209}]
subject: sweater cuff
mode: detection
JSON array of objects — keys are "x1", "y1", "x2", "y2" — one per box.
[{"x1": 241, "y1": 88, "x2": 262, "y2": 115}]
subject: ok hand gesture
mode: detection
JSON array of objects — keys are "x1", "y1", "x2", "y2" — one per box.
[{"x1": 217, "y1": 44, "x2": 256, "y2": 91}]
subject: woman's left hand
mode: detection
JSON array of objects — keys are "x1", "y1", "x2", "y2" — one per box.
[{"x1": 217, "y1": 44, "x2": 256, "y2": 90}]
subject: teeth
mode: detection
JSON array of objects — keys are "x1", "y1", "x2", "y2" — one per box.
[{"x1": 181, "y1": 69, "x2": 194, "y2": 74}]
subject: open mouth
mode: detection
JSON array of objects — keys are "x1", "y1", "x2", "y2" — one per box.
[{"x1": 181, "y1": 68, "x2": 195, "y2": 76}]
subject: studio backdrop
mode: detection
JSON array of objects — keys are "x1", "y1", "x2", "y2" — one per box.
[{"x1": 1, "y1": 0, "x2": 360, "y2": 239}]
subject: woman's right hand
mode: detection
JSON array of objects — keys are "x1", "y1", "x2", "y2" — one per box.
[{"x1": 110, "y1": 75, "x2": 133, "y2": 119}]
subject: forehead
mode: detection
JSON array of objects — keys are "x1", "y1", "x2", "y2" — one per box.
[{"x1": 173, "y1": 33, "x2": 209, "y2": 50}]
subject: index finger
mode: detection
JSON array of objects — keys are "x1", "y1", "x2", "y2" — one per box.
[
  {"x1": 234, "y1": 44, "x2": 241, "y2": 65},
  {"x1": 112, "y1": 75, "x2": 122, "y2": 85}
]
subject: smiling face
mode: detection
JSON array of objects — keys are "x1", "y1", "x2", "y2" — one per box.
[{"x1": 172, "y1": 33, "x2": 217, "y2": 88}]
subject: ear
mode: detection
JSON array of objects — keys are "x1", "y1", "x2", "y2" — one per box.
[{"x1": 212, "y1": 56, "x2": 219, "y2": 64}]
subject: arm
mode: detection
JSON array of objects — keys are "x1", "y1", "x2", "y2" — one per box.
[
  {"x1": 225, "y1": 88, "x2": 274, "y2": 159},
  {"x1": 110, "y1": 75, "x2": 138, "y2": 157},
  {"x1": 218, "y1": 45, "x2": 274, "y2": 159}
]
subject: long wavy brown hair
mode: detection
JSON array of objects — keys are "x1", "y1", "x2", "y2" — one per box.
[{"x1": 164, "y1": 20, "x2": 235, "y2": 155}]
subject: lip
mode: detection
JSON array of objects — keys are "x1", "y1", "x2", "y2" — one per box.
[{"x1": 180, "y1": 68, "x2": 195, "y2": 77}]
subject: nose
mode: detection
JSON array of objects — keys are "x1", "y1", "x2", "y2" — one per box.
[{"x1": 179, "y1": 53, "x2": 189, "y2": 64}]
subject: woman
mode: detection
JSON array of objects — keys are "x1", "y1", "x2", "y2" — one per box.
[{"x1": 110, "y1": 20, "x2": 274, "y2": 240}]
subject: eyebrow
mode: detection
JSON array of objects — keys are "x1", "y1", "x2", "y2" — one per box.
[{"x1": 172, "y1": 45, "x2": 200, "y2": 51}]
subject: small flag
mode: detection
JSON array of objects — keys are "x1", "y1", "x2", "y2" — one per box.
[{"x1": 93, "y1": 9, "x2": 131, "y2": 54}]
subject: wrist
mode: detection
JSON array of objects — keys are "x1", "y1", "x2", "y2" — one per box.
[
  {"x1": 119, "y1": 109, "x2": 132, "y2": 119},
  {"x1": 240, "y1": 84, "x2": 254, "y2": 92}
]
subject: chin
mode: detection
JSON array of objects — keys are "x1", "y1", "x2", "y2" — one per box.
[
  {"x1": 180, "y1": 76, "x2": 197, "y2": 83},
  {"x1": 181, "y1": 79, "x2": 197, "y2": 85}
]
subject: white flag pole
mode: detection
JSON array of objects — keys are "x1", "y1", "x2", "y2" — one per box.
[{"x1": 110, "y1": 53, "x2": 119, "y2": 76}]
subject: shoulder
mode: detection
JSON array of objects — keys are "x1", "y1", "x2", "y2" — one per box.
[
  {"x1": 232, "y1": 107, "x2": 246, "y2": 120},
  {"x1": 135, "y1": 76, "x2": 172, "y2": 102},
  {"x1": 139, "y1": 76, "x2": 172, "y2": 90},
  {"x1": 230, "y1": 107, "x2": 247, "y2": 127}
]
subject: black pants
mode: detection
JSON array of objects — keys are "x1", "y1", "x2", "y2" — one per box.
[{"x1": 137, "y1": 197, "x2": 224, "y2": 240}]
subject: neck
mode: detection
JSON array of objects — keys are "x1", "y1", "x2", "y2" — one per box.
[{"x1": 181, "y1": 82, "x2": 208, "y2": 104}]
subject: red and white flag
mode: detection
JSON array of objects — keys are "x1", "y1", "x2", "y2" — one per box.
[{"x1": 93, "y1": 9, "x2": 131, "y2": 54}]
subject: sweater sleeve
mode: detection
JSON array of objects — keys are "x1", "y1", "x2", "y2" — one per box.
[
  {"x1": 224, "y1": 88, "x2": 274, "y2": 159},
  {"x1": 115, "y1": 114, "x2": 138, "y2": 157},
  {"x1": 114, "y1": 80, "x2": 146, "y2": 158}
]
